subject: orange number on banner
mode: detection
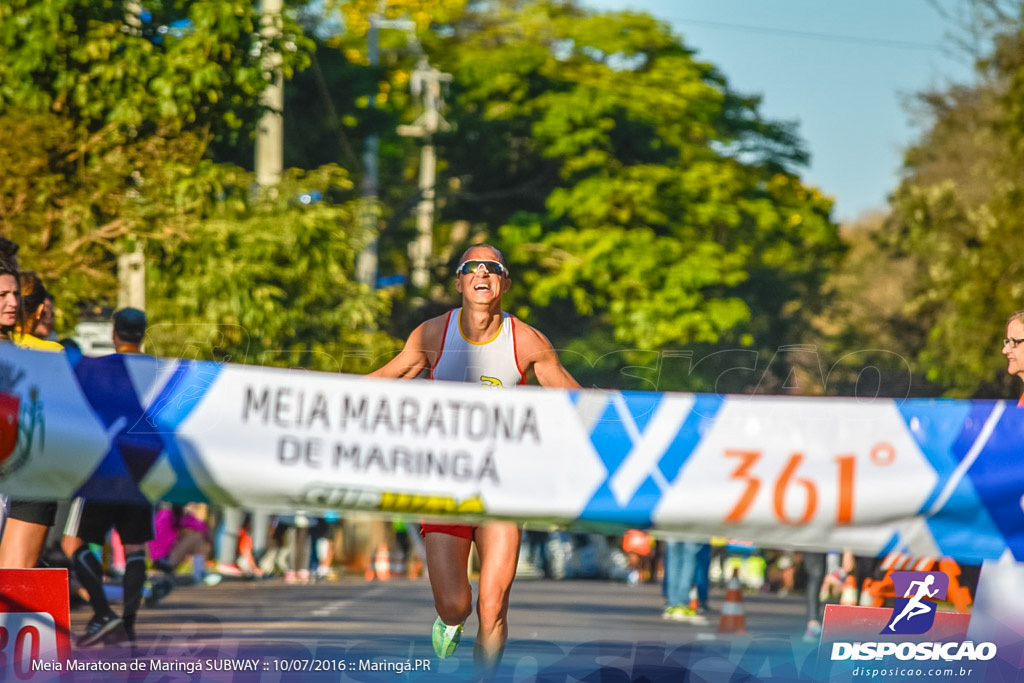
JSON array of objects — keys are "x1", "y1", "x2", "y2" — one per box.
[
  {"x1": 773, "y1": 453, "x2": 818, "y2": 525},
  {"x1": 724, "y1": 450, "x2": 861, "y2": 525},
  {"x1": 835, "y1": 454, "x2": 856, "y2": 524},
  {"x1": 14, "y1": 625, "x2": 39, "y2": 680},
  {"x1": 724, "y1": 449, "x2": 762, "y2": 522}
]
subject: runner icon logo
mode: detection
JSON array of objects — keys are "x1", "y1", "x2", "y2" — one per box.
[{"x1": 882, "y1": 571, "x2": 949, "y2": 635}]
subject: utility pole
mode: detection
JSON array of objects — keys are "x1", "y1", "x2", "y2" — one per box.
[
  {"x1": 355, "y1": 14, "x2": 416, "y2": 288},
  {"x1": 117, "y1": 250, "x2": 146, "y2": 310},
  {"x1": 119, "y1": 2, "x2": 146, "y2": 311},
  {"x1": 398, "y1": 57, "x2": 451, "y2": 290},
  {"x1": 355, "y1": 15, "x2": 381, "y2": 287},
  {"x1": 255, "y1": 0, "x2": 284, "y2": 189},
  {"x1": 241, "y1": 0, "x2": 285, "y2": 563}
]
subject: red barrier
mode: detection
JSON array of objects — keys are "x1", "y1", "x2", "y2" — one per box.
[
  {"x1": 0, "y1": 569, "x2": 72, "y2": 677},
  {"x1": 820, "y1": 603, "x2": 970, "y2": 643}
]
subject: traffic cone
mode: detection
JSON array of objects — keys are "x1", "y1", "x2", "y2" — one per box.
[
  {"x1": 689, "y1": 586, "x2": 699, "y2": 612},
  {"x1": 391, "y1": 550, "x2": 406, "y2": 578},
  {"x1": 373, "y1": 544, "x2": 391, "y2": 581},
  {"x1": 840, "y1": 575, "x2": 859, "y2": 606},
  {"x1": 859, "y1": 578, "x2": 876, "y2": 606},
  {"x1": 718, "y1": 570, "x2": 747, "y2": 634}
]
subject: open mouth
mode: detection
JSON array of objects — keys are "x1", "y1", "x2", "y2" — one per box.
[{"x1": 473, "y1": 283, "x2": 491, "y2": 292}]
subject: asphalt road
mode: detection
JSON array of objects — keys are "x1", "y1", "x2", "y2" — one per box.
[{"x1": 60, "y1": 573, "x2": 824, "y2": 682}]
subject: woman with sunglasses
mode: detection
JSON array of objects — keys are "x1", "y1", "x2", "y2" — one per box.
[
  {"x1": 370, "y1": 243, "x2": 579, "y2": 672},
  {"x1": 1004, "y1": 310, "x2": 1024, "y2": 406}
]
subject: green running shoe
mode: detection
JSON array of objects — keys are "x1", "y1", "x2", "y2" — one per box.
[{"x1": 431, "y1": 616, "x2": 464, "y2": 658}]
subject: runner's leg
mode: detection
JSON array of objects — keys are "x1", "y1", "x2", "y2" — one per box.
[
  {"x1": 472, "y1": 521, "x2": 521, "y2": 670},
  {"x1": 424, "y1": 531, "x2": 474, "y2": 626}
]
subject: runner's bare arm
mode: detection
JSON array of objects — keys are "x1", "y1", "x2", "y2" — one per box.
[
  {"x1": 515, "y1": 323, "x2": 580, "y2": 389},
  {"x1": 368, "y1": 317, "x2": 445, "y2": 379}
]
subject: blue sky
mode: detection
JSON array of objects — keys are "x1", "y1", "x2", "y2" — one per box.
[{"x1": 581, "y1": 0, "x2": 978, "y2": 223}]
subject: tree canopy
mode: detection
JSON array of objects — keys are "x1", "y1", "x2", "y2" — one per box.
[
  {"x1": 876, "y1": 0, "x2": 1024, "y2": 397},
  {"x1": 3, "y1": 0, "x2": 852, "y2": 389},
  {"x1": 0, "y1": 0, "x2": 395, "y2": 370},
  {"x1": 325, "y1": 0, "x2": 842, "y2": 391}
]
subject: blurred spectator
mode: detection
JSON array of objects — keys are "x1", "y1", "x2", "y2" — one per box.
[
  {"x1": 662, "y1": 539, "x2": 711, "y2": 620},
  {"x1": 150, "y1": 504, "x2": 218, "y2": 585},
  {"x1": 765, "y1": 550, "x2": 796, "y2": 595},
  {"x1": 622, "y1": 529, "x2": 653, "y2": 585}
]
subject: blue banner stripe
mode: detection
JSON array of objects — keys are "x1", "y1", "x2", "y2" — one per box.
[
  {"x1": 578, "y1": 478, "x2": 663, "y2": 527},
  {"x1": 897, "y1": 399, "x2": 973, "y2": 512},
  {"x1": 587, "y1": 400, "x2": 635, "y2": 473},
  {"x1": 148, "y1": 360, "x2": 223, "y2": 502},
  {"x1": 657, "y1": 394, "x2": 724, "y2": 484},
  {"x1": 925, "y1": 477, "x2": 1007, "y2": 562},
  {"x1": 962, "y1": 406, "x2": 1024, "y2": 559},
  {"x1": 579, "y1": 393, "x2": 725, "y2": 528},
  {"x1": 73, "y1": 355, "x2": 164, "y2": 504},
  {"x1": 622, "y1": 392, "x2": 662, "y2": 434}
]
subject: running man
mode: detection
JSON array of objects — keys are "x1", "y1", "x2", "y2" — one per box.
[
  {"x1": 369, "y1": 244, "x2": 579, "y2": 671},
  {"x1": 888, "y1": 574, "x2": 940, "y2": 631}
]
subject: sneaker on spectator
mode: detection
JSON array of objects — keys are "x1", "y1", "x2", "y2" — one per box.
[
  {"x1": 216, "y1": 563, "x2": 244, "y2": 577},
  {"x1": 152, "y1": 560, "x2": 174, "y2": 575}
]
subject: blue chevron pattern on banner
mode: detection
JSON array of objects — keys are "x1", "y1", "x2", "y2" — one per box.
[
  {"x1": 72, "y1": 356, "x2": 222, "y2": 504},
  {"x1": 575, "y1": 392, "x2": 723, "y2": 527},
  {"x1": 657, "y1": 394, "x2": 724, "y2": 485},
  {"x1": 73, "y1": 355, "x2": 166, "y2": 504},
  {"x1": 958, "y1": 403, "x2": 1024, "y2": 560},
  {"x1": 898, "y1": 401, "x2": 1008, "y2": 562},
  {"x1": 146, "y1": 359, "x2": 224, "y2": 503}
]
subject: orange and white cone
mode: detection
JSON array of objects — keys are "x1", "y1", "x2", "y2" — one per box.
[
  {"x1": 718, "y1": 570, "x2": 747, "y2": 634},
  {"x1": 373, "y1": 544, "x2": 391, "y2": 581},
  {"x1": 840, "y1": 574, "x2": 859, "y2": 606},
  {"x1": 859, "y1": 578, "x2": 876, "y2": 606}
]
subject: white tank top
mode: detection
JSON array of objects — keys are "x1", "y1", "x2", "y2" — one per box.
[{"x1": 430, "y1": 308, "x2": 525, "y2": 387}]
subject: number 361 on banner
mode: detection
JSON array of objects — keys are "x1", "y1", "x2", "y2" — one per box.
[{"x1": 662, "y1": 402, "x2": 938, "y2": 531}]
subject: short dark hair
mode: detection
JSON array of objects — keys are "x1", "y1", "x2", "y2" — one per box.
[
  {"x1": 0, "y1": 237, "x2": 19, "y2": 279},
  {"x1": 19, "y1": 271, "x2": 49, "y2": 317},
  {"x1": 458, "y1": 243, "x2": 507, "y2": 269},
  {"x1": 112, "y1": 307, "x2": 147, "y2": 344}
]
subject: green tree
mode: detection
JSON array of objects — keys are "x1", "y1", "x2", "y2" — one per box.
[
  {"x1": 0, "y1": 0, "x2": 398, "y2": 367},
  {"x1": 420, "y1": 1, "x2": 842, "y2": 391},
  {"x1": 0, "y1": 108, "x2": 209, "y2": 304},
  {"x1": 882, "y1": 0, "x2": 1024, "y2": 397},
  {"x1": 0, "y1": 0, "x2": 311, "y2": 313},
  {"x1": 798, "y1": 212, "x2": 934, "y2": 399},
  {"x1": 145, "y1": 165, "x2": 397, "y2": 372},
  {"x1": 283, "y1": 1, "x2": 843, "y2": 392}
]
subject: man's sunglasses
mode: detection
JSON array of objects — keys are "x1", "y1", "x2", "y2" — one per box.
[
  {"x1": 456, "y1": 260, "x2": 510, "y2": 278},
  {"x1": 1004, "y1": 337, "x2": 1024, "y2": 349}
]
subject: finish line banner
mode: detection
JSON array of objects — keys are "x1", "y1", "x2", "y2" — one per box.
[{"x1": 0, "y1": 345, "x2": 1021, "y2": 564}]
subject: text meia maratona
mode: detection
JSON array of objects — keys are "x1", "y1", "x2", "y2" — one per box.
[{"x1": 241, "y1": 384, "x2": 542, "y2": 484}]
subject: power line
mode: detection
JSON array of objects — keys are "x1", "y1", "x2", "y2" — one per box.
[{"x1": 659, "y1": 16, "x2": 945, "y2": 52}]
